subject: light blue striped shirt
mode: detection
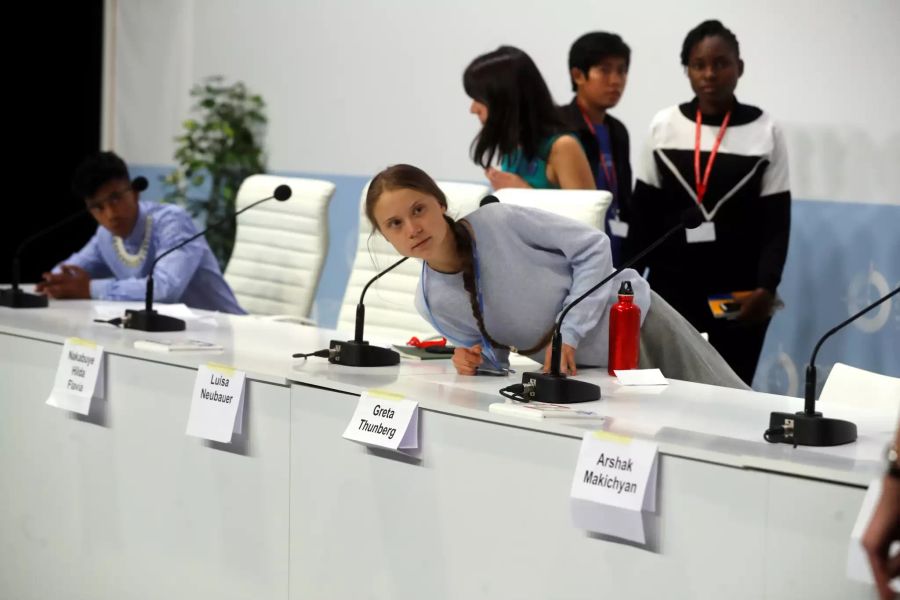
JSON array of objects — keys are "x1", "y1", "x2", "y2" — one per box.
[{"x1": 59, "y1": 201, "x2": 245, "y2": 314}]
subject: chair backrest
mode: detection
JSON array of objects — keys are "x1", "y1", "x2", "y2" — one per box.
[
  {"x1": 337, "y1": 180, "x2": 490, "y2": 341},
  {"x1": 492, "y1": 188, "x2": 612, "y2": 228},
  {"x1": 224, "y1": 174, "x2": 335, "y2": 318},
  {"x1": 819, "y1": 362, "x2": 900, "y2": 409}
]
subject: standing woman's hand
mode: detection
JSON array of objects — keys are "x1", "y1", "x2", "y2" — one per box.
[
  {"x1": 737, "y1": 287, "x2": 775, "y2": 323},
  {"x1": 485, "y1": 167, "x2": 531, "y2": 190}
]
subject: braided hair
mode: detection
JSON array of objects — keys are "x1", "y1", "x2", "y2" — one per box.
[
  {"x1": 444, "y1": 213, "x2": 552, "y2": 356},
  {"x1": 681, "y1": 20, "x2": 740, "y2": 66}
]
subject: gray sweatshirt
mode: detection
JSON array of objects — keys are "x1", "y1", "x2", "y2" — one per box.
[{"x1": 414, "y1": 203, "x2": 650, "y2": 369}]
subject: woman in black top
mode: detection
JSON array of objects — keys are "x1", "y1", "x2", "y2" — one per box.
[{"x1": 626, "y1": 20, "x2": 791, "y2": 386}]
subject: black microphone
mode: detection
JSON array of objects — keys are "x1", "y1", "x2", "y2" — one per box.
[
  {"x1": 325, "y1": 256, "x2": 410, "y2": 366},
  {"x1": 131, "y1": 176, "x2": 149, "y2": 192},
  {"x1": 0, "y1": 176, "x2": 149, "y2": 309},
  {"x1": 479, "y1": 194, "x2": 500, "y2": 206},
  {"x1": 509, "y1": 206, "x2": 704, "y2": 404},
  {"x1": 119, "y1": 184, "x2": 292, "y2": 331},
  {"x1": 766, "y1": 284, "x2": 899, "y2": 446}
]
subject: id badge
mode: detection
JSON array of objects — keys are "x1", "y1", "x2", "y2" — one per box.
[
  {"x1": 686, "y1": 221, "x2": 716, "y2": 243},
  {"x1": 609, "y1": 218, "x2": 629, "y2": 238}
]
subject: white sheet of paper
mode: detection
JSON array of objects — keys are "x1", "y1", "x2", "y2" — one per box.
[
  {"x1": 570, "y1": 431, "x2": 659, "y2": 543},
  {"x1": 133, "y1": 339, "x2": 224, "y2": 353},
  {"x1": 185, "y1": 364, "x2": 246, "y2": 443},
  {"x1": 615, "y1": 369, "x2": 669, "y2": 386},
  {"x1": 571, "y1": 498, "x2": 647, "y2": 543},
  {"x1": 613, "y1": 385, "x2": 668, "y2": 396},
  {"x1": 342, "y1": 390, "x2": 419, "y2": 451},
  {"x1": 686, "y1": 221, "x2": 716, "y2": 243},
  {"x1": 46, "y1": 338, "x2": 104, "y2": 415},
  {"x1": 488, "y1": 402, "x2": 605, "y2": 421},
  {"x1": 846, "y1": 478, "x2": 900, "y2": 592},
  {"x1": 609, "y1": 219, "x2": 629, "y2": 238}
]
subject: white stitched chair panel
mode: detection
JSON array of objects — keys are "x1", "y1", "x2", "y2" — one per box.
[
  {"x1": 492, "y1": 188, "x2": 612, "y2": 228},
  {"x1": 224, "y1": 174, "x2": 335, "y2": 318},
  {"x1": 337, "y1": 180, "x2": 490, "y2": 341}
]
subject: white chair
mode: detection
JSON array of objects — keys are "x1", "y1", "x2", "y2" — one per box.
[
  {"x1": 337, "y1": 180, "x2": 490, "y2": 342},
  {"x1": 224, "y1": 174, "x2": 335, "y2": 320},
  {"x1": 492, "y1": 188, "x2": 612, "y2": 228},
  {"x1": 819, "y1": 362, "x2": 900, "y2": 409}
]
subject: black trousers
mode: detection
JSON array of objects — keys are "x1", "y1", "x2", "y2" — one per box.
[{"x1": 706, "y1": 317, "x2": 771, "y2": 386}]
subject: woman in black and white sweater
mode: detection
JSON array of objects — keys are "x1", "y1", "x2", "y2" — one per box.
[{"x1": 626, "y1": 19, "x2": 791, "y2": 386}]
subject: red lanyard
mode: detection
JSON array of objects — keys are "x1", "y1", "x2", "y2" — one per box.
[
  {"x1": 694, "y1": 109, "x2": 731, "y2": 206},
  {"x1": 577, "y1": 103, "x2": 617, "y2": 192}
]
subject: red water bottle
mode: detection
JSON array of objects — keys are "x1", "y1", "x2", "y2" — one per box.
[{"x1": 608, "y1": 280, "x2": 641, "y2": 375}]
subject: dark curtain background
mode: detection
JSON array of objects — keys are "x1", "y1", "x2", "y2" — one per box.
[{"x1": 1, "y1": 1, "x2": 104, "y2": 284}]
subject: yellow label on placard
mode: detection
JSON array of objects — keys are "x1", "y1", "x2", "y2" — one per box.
[
  {"x1": 206, "y1": 362, "x2": 236, "y2": 376},
  {"x1": 366, "y1": 389, "x2": 405, "y2": 401},
  {"x1": 592, "y1": 430, "x2": 632, "y2": 445},
  {"x1": 68, "y1": 338, "x2": 97, "y2": 348}
]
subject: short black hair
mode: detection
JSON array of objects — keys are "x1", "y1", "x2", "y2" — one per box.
[
  {"x1": 568, "y1": 32, "x2": 631, "y2": 92},
  {"x1": 681, "y1": 20, "x2": 740, "y2": 66},
  {"x1": 71, "y1": 151, "x2": 130, "y2": 198}
]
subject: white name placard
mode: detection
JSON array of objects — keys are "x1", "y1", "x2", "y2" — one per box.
[
  {"x1": 46, "y1": 338, "x2": 104, "y2": 415},
  {"x1": 185, "y1": 363, "x2": 246, "y2": 443},
  {"x1": 570, "y1": 430, "x2": 659, "y2": 543},
  {"x1": 342, "y1": 389, "x2": 419, "y2": 451}
]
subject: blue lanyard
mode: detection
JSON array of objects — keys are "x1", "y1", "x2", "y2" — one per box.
[{"x1": 419, "y1": 243, "x2": 506, "y2": 371}]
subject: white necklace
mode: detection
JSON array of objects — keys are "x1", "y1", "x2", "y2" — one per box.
[{"x1": 113, "y1": 215, "x2": 153, "y2": 268}]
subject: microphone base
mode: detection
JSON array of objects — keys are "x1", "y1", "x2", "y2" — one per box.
[
  {"x1": 768, "y1": 411, "x2": 857, "y2": 446},
  {"x1": 0, "y1": 288, "x2": 49, "y2": 308},
  {"x1": 123, "y1": 309, "x2": 186, "y2": 332},
  {"x1": 521, "y1": 371, "x2": 600, "y2": 404},
  {"x1": 328, "y1": 339, "x2": 400, "y2": 367}
]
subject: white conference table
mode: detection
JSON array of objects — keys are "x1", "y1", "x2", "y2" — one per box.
[{"x1": 0, "y1": 299, "x2": 894, "y2": 600}]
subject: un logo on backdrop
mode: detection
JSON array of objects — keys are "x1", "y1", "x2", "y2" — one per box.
[
  {"x1": 846, "y1": 264, "x2": 894, "y2": 334},
  {"x1": 757, "y1": 346, "x2": 800, "y2": 397}
]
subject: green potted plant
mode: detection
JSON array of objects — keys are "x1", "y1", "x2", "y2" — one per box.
[{"x1": 162, "y1": 75, "x2": 267, "y2": 269}]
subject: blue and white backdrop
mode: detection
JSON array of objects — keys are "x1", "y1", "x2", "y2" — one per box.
[{"x1": 108, "y1": 0, "x2": 899, "y2": 395}]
